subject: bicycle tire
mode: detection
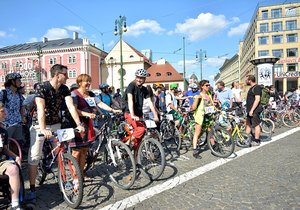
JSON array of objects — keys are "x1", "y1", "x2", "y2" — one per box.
[
  {"x1": 207, "y1": 126, "x2": 235, "y2": 158},
  {"x1": 7, "y1": 138, "x2": 22, "y2": 161},
  {"x1": 160, "y1": 120, "x2": 181, "y2": 151},
  {"x1": 58, "y1": 153, "x2": 83, "y2": 209},
  {"x1": 235, "y1": 131, "x2": 250, "y2": 148},
  {"x1": 104, "y1": 139, "x2": 136, "y2": 190},
  {"x1": 137, "y1": 137, "x2": 166, "y2": 180},
  {"x1": 36, "y1": 160, "x2": 47, "y2": 186},
  {"x1": 282, "y1": 111, "x2": 300, "y2": 128},
  {"x1": 261, "y1": 118, "x2": 275, "y2": 133}
]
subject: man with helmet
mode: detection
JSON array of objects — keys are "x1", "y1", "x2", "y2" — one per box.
[
  {"x1": 152, "y1": 83, "x2": 165, "y2": 112},
  {"x1": 184, "y1": 83, "x2": 200, "y2": 106},
  {"x1": 166, "y1": 83, "x2": 182, "y2": 126},
  {"x1": 124, "y1": 69, "x2": 159, "y2": 146},
  {"x1": 0, "y1": 73, "x2": 26, "y2": 151},
  {"x1": 98, "y1": 83, "x2": 112, "y2": 115}
]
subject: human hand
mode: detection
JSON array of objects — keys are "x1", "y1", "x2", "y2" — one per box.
[
  {"x1": 249, "y1": 110, "x2": 253, "y2": 117},
  {"x1": 15, "y1": 156, "x2": 21, "y2": 166},
  {"x1": 88, "y1": 113, "x2": 96, "y2": 119},
  {"x1": 76, "y1": 124, "x2": 85, "y2": 133},
  {"x1": 113, "y1": 109, "x2": 122, "y2": 114},
  {"x1": 131, "y1": 115, "x2": 140, "y2": 121},
  {"x1": 40, "y1": 129, "x2": 53, "y2": 139}
]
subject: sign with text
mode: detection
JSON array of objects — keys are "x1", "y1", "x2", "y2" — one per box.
[
  {"x1": 257, "y1": 63, "x2": 273, "y2": 86},
  {"x1": 275, "y1": 71, "x2": 300, "y2": 78}
]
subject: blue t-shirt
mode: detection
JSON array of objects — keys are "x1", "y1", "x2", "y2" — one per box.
[
  {"x1": 159, "y1": 92, "x2": 166, "y2": 112},
  {"x1": 216, "y1": 88, "x2": 233, "y2": 105},
  {"x1": 184, "y1": 90, "x2": 200, "y2": 105},
  {"x1": 98, "y1": 93, "x2": 112, "y2": 115}
]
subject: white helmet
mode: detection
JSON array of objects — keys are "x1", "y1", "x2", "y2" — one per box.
[
  {"x1": 135, "y1": 69, "x2": 149, "y2": 78},
  {"x1": 189, "y1": 83, "x2": 198, "y2": 89}
]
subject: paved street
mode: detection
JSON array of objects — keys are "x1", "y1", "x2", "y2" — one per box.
[{"x1": 10, "y1": 126, "x2": 300, "y2": 209}]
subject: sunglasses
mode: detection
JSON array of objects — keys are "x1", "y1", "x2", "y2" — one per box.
[
  {"x1": 204, "y1": 84, "x2": 210, "y2": 87},
  {"x1": 59, "y1": 72, "x2": 68, "y2": 77}
]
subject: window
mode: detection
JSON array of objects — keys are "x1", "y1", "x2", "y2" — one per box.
[
  {"x1": 129, "y1": 55, "x2": 134, "y2": 58},
  {"x1": 272, "y1": 49, "x2": 283, "y2": 58},
  {"x1": 286, "y1": 48, "x2": 298, "y2": 57},
  {"x1": 49, "y1": 57, "x2": 56, "y2": 65},
  {"x1": 274, "y1": 64, "x2": 283, "y2": 74},
  {"x1": 272, "y1": 22, "x2": 282, "y2": 31},
  {"x1": 16, "y1": 61, "x2": 19, "y2": 67},
  {"x1": 271, "y1": 8, "x2": 282, "y2": 18},
  {"x1": 262, "y1": 10, "x2": 268, "y2": 19},
  {"x1": 1, "y1": 62, "x2": 7, "y2": 69},
  {"x1": 258, "y1": 50, "x2": 269, "y2": 57},
  {"x1": 166, "y1": 72, "x2": 172, "y2": 77},
  {"x1": 286, "y1": 34, "x2": 297, "y2": 43},
  {"x1": 258, "y1": 36, "x2": 268, "y2": 45},
  {"x1": 68, "y1": 69, "x2": 77, "y2": 78},
  {"x1": 1, "y1": 75, "x2": 5, "y2": 82},
  {"x1": 68, "y1": 55, "x2": 76, "y2": 64},
  {"x1": 287, "y1": 63, "x2": 298, "y2": 72},
  {"x1": 260, "y1": 23, "x2": 268, "y2": 32},
  {"x1": 285, "y1": 8, "x2": 296, "y2": 17},
  {"x1": 272, "y1": 35, "x2": 283, "y2": 44},
  {"x1": 156, "y1": 72, "x2": 161, "y2": 77},
  {"x1": 286, "y1": 20, "x2": 297, "y2": 30}
]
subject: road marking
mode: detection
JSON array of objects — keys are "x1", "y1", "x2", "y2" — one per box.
[{"x1": 100, "y1": 127, "x2": 300, "y2": 210}]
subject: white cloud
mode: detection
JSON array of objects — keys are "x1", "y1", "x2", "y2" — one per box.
[
  {"x1": 231, "y1": 17, "x2": 240, "y2": 23},
  {"x1": 126, "y1": 19, "x2": 165, "y2": 36},
  {"x1": 228, "y1": 22, "x2": 249, "y2": 37},
  {"x1": 107, "y1": 40, "x2": 115, "y2": 48},
  {"x1": 206, "y1": 57, "x2": 227, "y2": 68},
  {"x1": 0, "y1": 31, "x2": 7, "y2": 37},
  {"x1": 43, "y1": 28, "x2": 69, "y2": 40},
  {"x1": 27, "y1": 37, "x2": 38, "y2": 43},
  {"x1": 65, "y1": 25, "x2": 85, "y2": 33},
  {"x1": 177, "y1": 59, "x2": 197, "y2": 67},
  {"x1": 173, "y1": 13, "x2": 229, "y2": 41}
]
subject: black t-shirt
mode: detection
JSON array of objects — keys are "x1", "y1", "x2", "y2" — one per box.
[
  {"x1": 0, "y1": 127, "x2": 8, "y2": 159},
  {"x1": 246, "y1": 85, "x2": 262, "y2": 113},
  {"x1": 35, "y1": 81, "x2": 71, "y2": 125},
  {"x1": 124, "y1": 82, "x2": 149, "y2": 117}
]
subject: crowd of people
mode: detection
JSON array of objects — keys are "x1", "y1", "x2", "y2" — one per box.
[{"x1": 1, "y1": 63, "x2": 300, "y2": 209}]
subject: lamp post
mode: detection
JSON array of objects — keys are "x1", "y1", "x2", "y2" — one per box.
[
  {"x1": 196, "y1": 49, "x2": 207, "y2": 81},
  {"x1": 37, "y1": 45, "x2": 43, "y2": 83},
  {"x1": 183, "y1": 37, "x2": 186, "y2": 91},
  {"x1": 114, "y1": 15, "x2": 127, "y2": 93}
]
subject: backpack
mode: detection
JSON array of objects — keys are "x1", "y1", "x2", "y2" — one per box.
[{"x1": 252, "y1": 85, "x2": 270, "y2": 106}]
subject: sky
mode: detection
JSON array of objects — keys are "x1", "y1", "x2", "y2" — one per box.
[{"x1": 0, "y1": 0, "x2": 297, "y2": 84}]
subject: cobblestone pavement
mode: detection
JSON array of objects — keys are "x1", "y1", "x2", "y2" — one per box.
[{"x1": 2, "y1": 126, "x2": 299, "y2": 210}]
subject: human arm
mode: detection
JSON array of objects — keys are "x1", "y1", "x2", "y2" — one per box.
[
  {"x1": 65, "y1": 96, "x2": 85, "y2": 132},
  {"x1": 2, "y1": 145, "x2": 21, "y2": 166},
  {"x1": 190, "y1": 95, "x2": 201, "y2": 111},
  {"x1": 146, "y1": 97, "x2": 159, "y2": 121}
]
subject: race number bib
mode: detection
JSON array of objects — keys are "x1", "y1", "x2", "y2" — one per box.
[
  {"x1": 57, "y1": 128, "x2": 75, "y2": 142},
  {"x1": 85, "y1": 97, "x2": 96, "y2": 107},
  {"x1": 204, "y1": 106, "x2": 215, "y2": 114}
]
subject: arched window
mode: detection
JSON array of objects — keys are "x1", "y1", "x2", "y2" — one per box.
[
  {"x1": 156, "y1": 72, "x2": 161, "y2": 77},
  {"x1": 68, "y1": 69, "x2": 77, "y2": 78},
  {"x1": 1, "y1": 75, "x2": 5, "y2": 82},
  {"x1": 166, "y1": 72, "x2": 172, "y2": 77},
  {"x1": 16, "y1": 61, "x2": 19, "y2": 67},
  {"x1": 49, "y1": 57, "x2": 57, "y2": 65},
  {"x1": 68, "y1": 55, "x2": 76, "y2": 64}
]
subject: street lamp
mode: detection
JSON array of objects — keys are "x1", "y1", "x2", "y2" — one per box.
[
  {"x1": 196, "y1": 49, "x2": 207, "y2": 81},
  {"x1": 36, "y1": 45, "x2": 43, "y2": 83},
  {"x1": 114, "y1": 15, "x2": 127, "y2": 93}
]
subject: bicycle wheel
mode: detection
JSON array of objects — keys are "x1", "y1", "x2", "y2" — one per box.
[
  {"x1": 261, "y1": 118, "x2": 275, "y2": 133},
  {"x1": 36, "y1": 160, "x2": 47, "y2": 186},
  {"x1": 58, "y1": 153, "x2": 83, "y2": 209},
  {"x1": 207, "y1": 126, "x2": 235, "y2": 158},
  {"x1": 160, "y1": 120, "x2": 181, "y2": 151},
  {"x1": 235, "y1": 125, "x2": 250, "y2": 148},
  {"x1": 7, "y1": 138, "x2": 22, "y2": 161},
  {"x1": 137, "y1": 137, "x2": 166, "y2": 180},
  {"x1": 282, "y1": 111, "x2": 300, "y2": 128},
  {"x1": 104, "y1": 139, "x2": 136, "y2": 190}
]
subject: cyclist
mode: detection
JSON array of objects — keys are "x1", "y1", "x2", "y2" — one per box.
[
  {"x1": 190, "y1": 80, "x2": 215, "y2": 158},
  {"x1": 184, "y1": 83, "x2": 200, "y2": 106},
  {"x1": 26, "y1": 64, "x2": 84, "y2": 204},
  {"x1": 165, "y1": 83, "x2": 182, "y2": 127},
  {"x1": 0, "y1": 102, "x2": 24, "y2": 210},
  {"x1": 215, "y1": 81, "x2": 233, "y2": 109},
  {"x1": 98, "y1": 84, "x2": 113, "y2": 115},
  {"x1": 152, "y1": 83, "x2": 164, "y2": 112},
  {"x1": 0, "y1": 73, "x2": 26, "y2": 154},
  {"x1": 124, "y1": 69, "x2": 159, "y2": 147}
]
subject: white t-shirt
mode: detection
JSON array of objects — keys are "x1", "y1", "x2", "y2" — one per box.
[
  {"x1": 165, "y1": 93, "x2": 177, "y2": 112},
  {"x1": 142, "y1": 96, "x2": 156, "y2": 114},
  {"x1": 231, "y1": 88, "x2": 242, "y2": 102}
]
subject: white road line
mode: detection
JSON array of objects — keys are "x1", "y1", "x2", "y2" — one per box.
[{"x1": 100, "y1": 127, "x2": 300, "y2": 210}]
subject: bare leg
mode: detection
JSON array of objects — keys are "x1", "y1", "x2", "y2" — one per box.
[{"x1": 5, "y1": 164, "x2": 20, "y2": 201}]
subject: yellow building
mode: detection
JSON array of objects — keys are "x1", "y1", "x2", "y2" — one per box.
[
  {"x1": 240, "y1": 2, "x2": 300, "y2": 93},
  {"x1": 218, "y1": 54, "x2": 240, "y2": 88}
]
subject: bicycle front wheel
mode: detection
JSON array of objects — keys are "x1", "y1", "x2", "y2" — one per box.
[
  {"x1": 104, "y1": 139, "x2": 136, "y2": 190},
  {"x1": 207, "y1": 126, "x2": 235, "y2": 158},
  {"x1": 58, "y1": 153, "x2": 83, "y2": 209},
  {"x1": 137, "y1": 137, "x2": 166, "y2": 180},
  {"x1": 282, "y1": 111, "x2": 300, "y2": 128}
]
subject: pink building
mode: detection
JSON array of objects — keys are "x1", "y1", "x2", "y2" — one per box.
[{"x1": 0, "y1": 32, "x2": 107, "y2": 90}]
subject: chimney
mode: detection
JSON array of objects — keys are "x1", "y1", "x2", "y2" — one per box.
[
  {"x1": 73, "y1": 31, "x2": 78, "y2": 40},
  {"x1": 43, "y1": 37, "x2": 48, "y2": 43}
]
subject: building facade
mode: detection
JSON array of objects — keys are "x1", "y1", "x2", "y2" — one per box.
[
  {"x1": 240, "y1": 2, "x2": 300, "y2": 92},
  {"x1": 0, "y1": 32, "x2": 107, "y2": 90},
  {"x1": 218, "y1": 54, "x2": 240, "y2": 88}
]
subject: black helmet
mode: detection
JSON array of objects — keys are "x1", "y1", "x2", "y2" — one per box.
[{"x1": 5, "y1": 73, "x2": 22, "y2": 82}]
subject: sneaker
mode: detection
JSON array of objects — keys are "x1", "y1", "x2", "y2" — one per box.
[
  {"x1": 251, "y1": 140, "x2": 261, "y2": 146},
  {"x1": 192, "y1": 149, "x2": 201, "y2": 158},
  {"x1": 25, "y1": 191, "x2": 36, "y2": 203},
  {"x1": 244, "y1": 136, "x2": 252, "y2": 146},
  {"x1": 11, "y1": 205, "x2": 25, "y2": 210}
]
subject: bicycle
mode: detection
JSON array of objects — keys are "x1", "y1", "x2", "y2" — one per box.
[
  {"x1": 36, "y1": 128, "x2": 83, "y2": 209},
  {"x1": 118, "y1": 115, "x2": 166, "y2": 181},
  {"x1": 85, "y1": 114, "x2": 136, "y2": 190}
]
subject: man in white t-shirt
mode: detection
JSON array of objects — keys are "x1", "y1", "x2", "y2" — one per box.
[
  {"x1": 165, "y1": 84, "x2": 182, "y2": 126},
  {"x1": 231, "y1": 81, "x2": 242, "y2": 109}
]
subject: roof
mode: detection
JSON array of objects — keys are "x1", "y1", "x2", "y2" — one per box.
[
  {"x1": 146, "y1": 59, "x2": 183, "y2": 83},
  {"x1": 126, "y1": 41, "x2": 152, "y2": 65},
  {"x1": 190, "y1": 73, "x2": 198, "y2": 80},
  {"x1": 0, "y1": 38, "x2": 104, "y2": 55}
]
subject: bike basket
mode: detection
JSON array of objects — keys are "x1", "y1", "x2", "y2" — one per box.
[
  {"x1": 145, "y1": 119, "x2": 157, "y2": 128},
  {"x1": 56, "y1": 128, "x2": 75, "y2": 142},
  {"x1": 166, "y1": 114, "x2": 173, "y2": 121}
]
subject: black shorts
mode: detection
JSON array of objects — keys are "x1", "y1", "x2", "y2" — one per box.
[{"x1": 246, "y1": 113, "x2": 261, "y2": 128}]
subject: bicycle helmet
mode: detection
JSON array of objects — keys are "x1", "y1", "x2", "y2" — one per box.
[
  {"x1": 5, "y1": 73, "x2": 22, "y2": 82},
  {"x1": 189, "y1": 83, "x2": 198, "y2": 89},
  {"x1": 99, "y1": 83, "x2": 109, "y2": 89},
  {"x1": 135, "y1": 69, "x2": 149, "y2": 78},
  {"x1": 169, "y1": 83, "x2": 178, "y2": 90},
  {"x1": 153, "y1": 83, "x2": 163, "y2": 89}
]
